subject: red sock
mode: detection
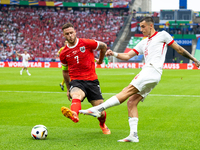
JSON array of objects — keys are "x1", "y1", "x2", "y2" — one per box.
[
  {"x1": 70, "y1": 99, "x2": 81, "y2": 115},
  {"x1": 98, "y1": 111, "x2": 106, "y2": 126}
]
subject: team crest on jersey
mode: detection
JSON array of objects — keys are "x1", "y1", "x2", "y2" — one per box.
[{"x1": 80, "y1": 46, "x2": 85, "y2": 53}]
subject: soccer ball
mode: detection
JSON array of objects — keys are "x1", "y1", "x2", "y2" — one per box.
[{"x1": 31, "y1": 125, "x2": 48, "y2": 140}]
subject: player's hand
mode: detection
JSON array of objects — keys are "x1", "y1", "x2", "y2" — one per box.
[
  {"x1": 106, "y1": 49, "x2": 114, "y2": 56},
  {"x1": 95, "y1": 58, "x2": 103, "y2": 65},
  {"x1": 67, "y1": 91, "x2": 71, "y2": 101},
  {"x1": 194, "y1": 60, "x2": 200, "y2": 68}
]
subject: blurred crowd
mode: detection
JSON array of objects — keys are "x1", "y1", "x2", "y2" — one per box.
[
  {"x1": 18, "y1": 0, "x2": 132, "y2": 3},
  {"x1": 0, "y1": 6, "x2": 128, "y2": 61}
]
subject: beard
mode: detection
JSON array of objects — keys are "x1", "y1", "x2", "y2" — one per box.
[{"x1": 66, "y1": 36, "x2": 77, "y2": 45}]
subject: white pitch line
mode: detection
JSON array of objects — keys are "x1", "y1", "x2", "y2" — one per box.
[
  {"x1": 149, "y1": 94, "x2": 200, "y2": 98},
  {"x1": 0, "y1": 91, "x2": 64, "y2": 94},
  {"x1": 99, "y1": 73, "x2": 135, "y2": 75},
  {"x1": 0, "y1": 91, "x2": 200, "y2": 97}
]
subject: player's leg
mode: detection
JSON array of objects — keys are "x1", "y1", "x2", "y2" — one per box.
[
  {"x1": 90, "y1": 100, "x2": 111, "y2": 134},
  {"x1": 61, "y1": 86, "x2": 85, "y2": 123},
  {"x1": 80, "y1": 79, "x2": 111, "y2": 134},
  {"x1": 20, "y1": 67, "x2": 24, "y2": 75},
  {"x1": 61, "y1": 79, "x2": 65, "y2": 86},
  {"x1": 80, "y1": 66, "x2": 160, "y2": 117},
  {"x1": 118, "y1": 94, "x2": 142, "y2": 142},
  {"x1": 70, "y1": 87, "x2": 85, "y2": 115},
  {"x1": 79, "y1": 84, "x2": 139, "y2": 116},
  {"x1": 59, "y1": 79, "x2": 65, "y2": 91},
  {"x1": 23, "y1": 61, "x2": 31, "y2": 76},
  {"x1": 60, "y1": 65, "x2": 68, "y2": 91},
  {"x1": 25, "y1": 67, "x2": 31, "y2": 76},
  {"x1": 118, "y1": 67, "x2": 161, "y2": 142}
]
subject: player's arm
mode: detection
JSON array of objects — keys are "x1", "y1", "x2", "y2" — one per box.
[
  {"x1": 96, "y1": 41, "x2": 107, "y2": 64},
  {"x1": 57, "y1": 48, "x2": 62, "y2": 57},
  {"x1": 62, "y1": 64, "x2": 71, "y2": 101},
  {"x1": 15, "y1": 51, "x2": 21, "y2": 57},
  {"x1": 56, "y1": 52, "x2": 59, "y2": 56},
  {"x1": 63, "y1": 70, "x2": 70, "y2": 90},
  {"x1": 106, "y1": 49, "x2": 137, "y2": 61},
  {"x1": 170, "y1": 42, "x2": 200, "y2": 67}
]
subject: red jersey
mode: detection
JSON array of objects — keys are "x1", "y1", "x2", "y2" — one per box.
[{"x1": 59, "y1": 38, "x2": 99, "y2": 81}]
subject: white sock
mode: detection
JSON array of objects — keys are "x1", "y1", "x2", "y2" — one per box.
[
  {"x1": 92, "y1": 96, "x2": 120, "y2": 112},
  {"x1": 129, "y1": 117, "x2": 138, "y2": 136},
  {"x1": 21, "y1": 69, "x2": 24, "y2": 72},
  {"x1": 26, "y1": 70, "x2": 29, "y2": 74}
]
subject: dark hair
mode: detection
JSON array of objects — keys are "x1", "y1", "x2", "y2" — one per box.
[
  {"x1": 62, "y1": 23, "x2": 74, "y2": 31},
  {"x1": 140, "y1": 17, "x2": 154, "y2": 24}
]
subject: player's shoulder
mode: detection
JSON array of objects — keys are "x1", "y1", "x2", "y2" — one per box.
[
  {"x1": 59, "y1": 46, "x2": 65, "y2": 51},
  {"x1": 79, "y1": 38, "x2": 95, "y2": 44},
  {"x1": 159, "y1": 30, "x2": 170, "y2": 36},
  {"x1": 139, "y1": 37, "x2": 147, "y2": 43},
  {"x1": 59, "y1": 47, "x2": 65, "y2": 55}
]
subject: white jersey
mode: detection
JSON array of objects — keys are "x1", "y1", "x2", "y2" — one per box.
[
  {"x1": 21, "y1": 53, "x2": 30, "y2": 63},
  {"x1": 133, "y1": 31, "x2": 174, "y2": 74}
]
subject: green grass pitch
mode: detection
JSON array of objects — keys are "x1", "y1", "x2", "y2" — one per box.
[{"x1": 0, "y1": 67, "x2": 200, "y2": 150}]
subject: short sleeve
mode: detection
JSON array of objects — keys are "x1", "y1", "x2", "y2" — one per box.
[
  {"x1": 162, "y1": 31, "x2": 174, "y2": 46},
  {"x1": 133, "y1": 39, "x2": 145, "y2": 55},
  {"x1": 59, "y1": 51, "x2": 67, "y2": 65},
  {"x1": 83, "y1": 39, "x2": 99, "y2": 51}
]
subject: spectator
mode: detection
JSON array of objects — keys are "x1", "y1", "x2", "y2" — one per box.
[{"x1": 0, "y1": 6, "x2": 128, "y2": 61}]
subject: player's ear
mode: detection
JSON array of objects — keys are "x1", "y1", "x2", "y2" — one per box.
[{"x1": 150, "y1": 23, "x2": 154, "y2": 29}]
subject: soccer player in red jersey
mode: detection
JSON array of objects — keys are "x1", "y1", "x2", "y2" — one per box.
[{"x1": 59, "y1": 23, "x2": 110, "y2": 134}]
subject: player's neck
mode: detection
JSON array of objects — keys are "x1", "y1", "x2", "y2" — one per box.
[
  {"x1": 68, "y1": 38, "x2": 78, "y2": 47},
  {"x1": 148, "y1": 29, "x2": 156, "y2": 38}
]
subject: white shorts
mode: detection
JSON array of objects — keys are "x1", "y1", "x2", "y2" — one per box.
[
  {"x1": 23, "y1": 62, "x2": 28, "y2": 67},
  {"x1": 130, "y1": 66, "x2": 161, "y2": 102}
]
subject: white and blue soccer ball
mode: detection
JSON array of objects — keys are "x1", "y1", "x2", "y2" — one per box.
[{"x1": 31, "y1": 125, "x2": 48, "y2": 140}]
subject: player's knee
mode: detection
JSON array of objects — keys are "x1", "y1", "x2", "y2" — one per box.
[
  {"x1": 127, "y1": 98, "x2": 137, "y2": 106},
  {"x1": 70, "y1": 87, "x2": 85, "y2": 99},
  {"x1": 70, "y1": 93, "x2": 82, "y2": 99},
  {"x1": 122, "y1": 85, "x2": 138, "y2": 97},
  {"x1": 127, "y1": 94, "x2": 142, "y2": 106},
  {"x1": 70, "y1": 91, "x2": 85, "y2": 100}
]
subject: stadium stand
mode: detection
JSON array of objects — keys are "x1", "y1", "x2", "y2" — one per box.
[
  {"x1": 18, "y1": 0, "x2": 132, "y2": 3},
  {"x1": 0, "y1": 6, "x2": 128, "y2": 61},
  {"x1": 127, "y1": 36, "x2": 142, "y2": 49},
  {"x1": 1, "y1": 2, "x2": 199, "y2": 63}
]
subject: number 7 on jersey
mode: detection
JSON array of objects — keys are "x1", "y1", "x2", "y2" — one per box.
[{"x1": 74, "y1": 55, "x2": 79, "y2": 64}]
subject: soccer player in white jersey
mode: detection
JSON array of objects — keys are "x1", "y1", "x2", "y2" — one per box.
[
  {"x1": 80, "y1": 17, "x2": 200, "y2": 142},
  {"x1": 16, "y1": 50, "x2": 31, "y2": 76}
]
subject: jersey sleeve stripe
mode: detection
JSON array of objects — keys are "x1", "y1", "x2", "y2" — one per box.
[
  {"x1": 132, "y1": 49, "x2": 139, "y2": 55},
  {"x1": 161, "y1": 43, "x2": 166, "y2": 55},
  {"x1": 168, "y1": 40, "x2": 174, "y2": 46},
  {"x1": 95, "y1": 40, "x2": 99, "y2": 50}
]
